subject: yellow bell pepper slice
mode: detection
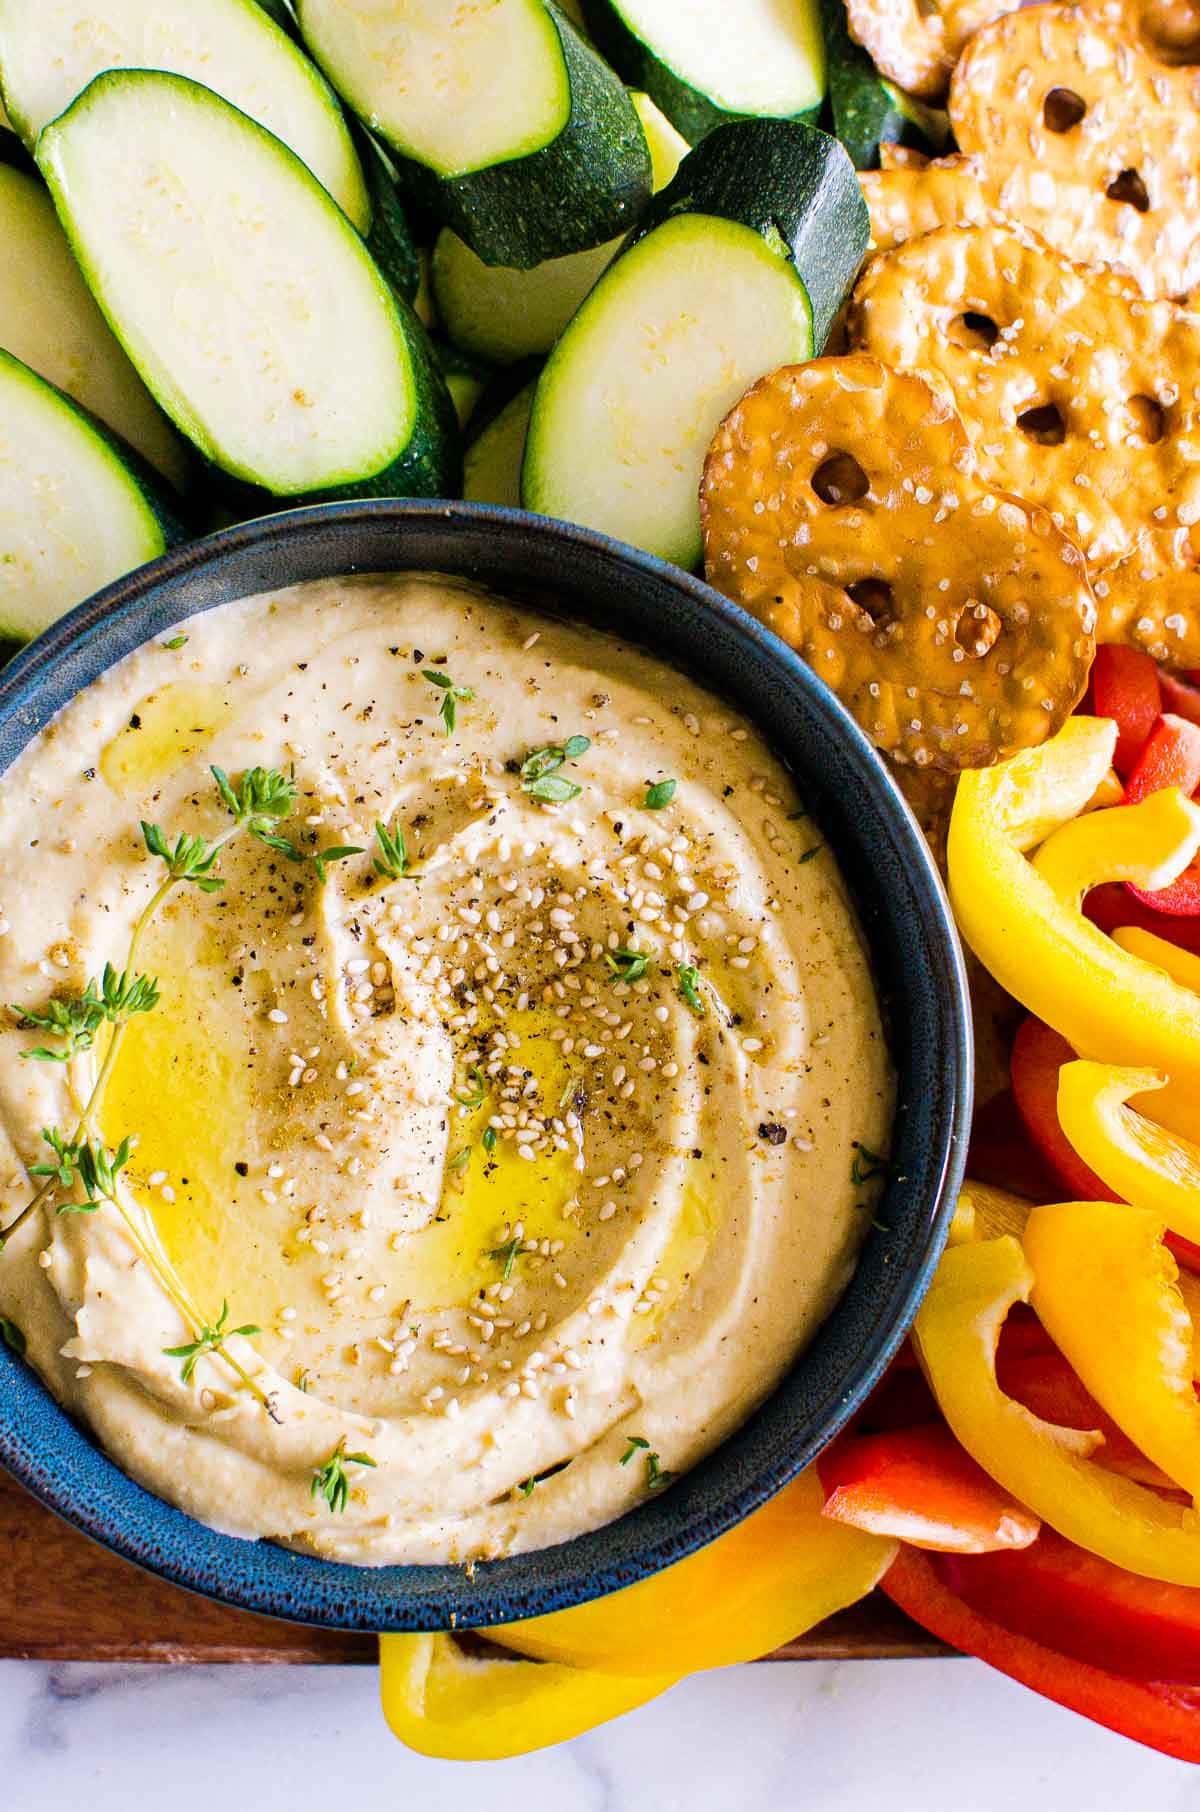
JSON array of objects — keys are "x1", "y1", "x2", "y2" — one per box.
[
  {"x1": 380, "y1": 1632, "x2": 678, "y2": 1760},
  {"x1": 1113, "y1": 926, "x2": 1200, "y2": 995},
  {"x1": 914, "y1": 1236, "x2": 1200, "y2": 1585},
  {"x1": 947, "y1": 717, "x2": 1200, "y2": 1140},
  {"x1": 487, "y1": 1464, "x2": 895, "y2": 1674},
  {"x1": 1023, "y1": 1199, "x2": 1200, "y2": 1500},
  {"x1": 957, "y1": 1181, "x2": 1032, "y2": 1243},
  {"x1": 1057, "y1": 1060, "x2": 1200, "y2": 1243}
]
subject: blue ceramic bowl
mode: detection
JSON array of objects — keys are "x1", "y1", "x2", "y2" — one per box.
[{"x1": 0, "y1": 501, "x2": 971, "y2": 1632}]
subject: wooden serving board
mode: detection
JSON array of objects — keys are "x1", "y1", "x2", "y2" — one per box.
[{"x1": 0, "y1": 1468, "x2": 947, "y2": 1663}]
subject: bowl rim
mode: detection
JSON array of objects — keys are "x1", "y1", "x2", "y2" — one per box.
[{"x1": 0, "y1": 499, "x2": 972, "y2": 1631}]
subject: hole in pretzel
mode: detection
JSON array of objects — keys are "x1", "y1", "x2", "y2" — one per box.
[
  {"x1": 1016, "y1": 402, "x2": 1067, "y2": 446},
  {"x1": 1106, "y1": 168, "x2": 1150, "y2": 212},
  {"x1": 1042, "y1": 87, "x2": 1087, "y2": 132},
  {"x1": 954, "y1": 603, "x2": 1002, "y2": 659},
  {"x1": 948, "y1": 311, "x2": 1000, "y2": 352},
  {"x1": 812, "y1": 451, "x2": 869, "y2": 506},
  {"x1": 914, "y1": 0, "x2": 940, "y2": 17},
  {"x1": 1125, "y1": 394, "x2": 1166, "y2": 443},
  {"x1": 846, "y1": 578, "x2": 895, "y2": 630}
]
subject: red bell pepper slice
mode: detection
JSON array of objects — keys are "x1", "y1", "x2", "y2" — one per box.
[
  {"x1": 967, "y1": 1087, "x2": 1063, "y2": 1203},
  {"x1": 1010, "y1": 1017, "x2": 1121, "y2": 1201},
  {"x1": 1085, "y1": 884, "x2": 1200, "y2": 952},
  {"x1": 1092, "y1": 647, "x2": 1162, "y2": 774},
  {"x1": 818, "y1": 1425, "x2": 1040, "y2": 1552},
  {"x1": 1161, "y1": 672, "x2": 1200, "y2": 732},
  {"x1": 1123, "y1": 713, "x2": 1200, "y2": 804},
  {"x1": 1127, "y1": 869, "x2": 1200, "y2": 917},
  {"x1": 938, "y1": 1529, "x2": 1200, "y2": 1683},
  {"x1": 881, "y1": 1545, "x2": 1200, "y2": 1761}
]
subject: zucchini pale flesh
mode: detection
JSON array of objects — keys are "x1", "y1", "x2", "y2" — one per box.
[
  {"x1": 0, "y1": 349, "x2": 180, "y2": 643},
  {"x1": 296, "y1": 0, "x2": 651, "y2": 268},
  {"x1": 0, "y1": 0, "x2": 369, "y2": 230},
  {"x1": 38, "y1": 71, "x2": 459, "y2": 501},
  {"x1": 581, "y1": 0, "x2": 825, "y2": 142},
  {"x1": 522, "y1": 119, "x2": 867, "y2": 566},
  {"x1": 0, "y1": 164, "x2": 187, "y2": 488},
  {"x1": 431, "y1": 92, "x2": 687, "y2": 366},
  {"x1": 464, "y1": 381, "x2": 538, "y2": 506}
]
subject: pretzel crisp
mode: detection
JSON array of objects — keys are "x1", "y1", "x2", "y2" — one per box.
[
  {"x1": 1089, "y1": 0, "x2": 1200, "y2": 62},
  {"x1": 700, "y1": 357, "x2": 1095, "y2": 771},
  {"x1": 950, "y1": 5, "x2": 1200, "y2": 297},
  {"x1": 861, "y1": 154, "x2": 999, "y2": 257},
  {"x1": 844, "y1": 0, "x2": 1018, "y2": 97},
  {"x1": 849, "y1": 222, "x2": 1200, "y2": 662}
]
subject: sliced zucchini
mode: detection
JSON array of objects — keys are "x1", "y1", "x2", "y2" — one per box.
[
  {"x1": 296, "y1": 0, "x2": 651, "y2": 268},
  {"x1": 432, "y1": 91, "x2": 686, "y2": 366},
  {"x1": 0, "y1": 164, "x2": 187, "y2": 488},
  {"x1": 354, "y1": 127, "x2": 421, "y2": 303},
  {"x1": 38, "y1": 71, "x2": 459, "y2": 500},
  {"x1": 0, "y1": 0, "x2": 369, "y2": 230},
  {"x1": 821, "y1": 0, "x2": 949, "y2": 169},
  {"x1": 464, "y1": 383, "x2": 537, "y2": 507},
  {"x1": 434, "y1": 342, "x2": 493, "y2": 431},
  {"x1": 581, "y1": 0, "x2": 824, "y2": 143},
  {"x1": 522, "y1": 118, "x2": 867, "y2": 566},
  {"x1": 0, "y1": 349, "x2": 180, "y2": 642}
]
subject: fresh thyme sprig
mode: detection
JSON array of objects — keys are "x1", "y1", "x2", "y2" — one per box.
[
  {"x1": 643, "y1": 778, "x2": 676, "y2": 810},
  {"x1": 311, "y1": 1439, "x2": 376, "y2": 1514},
  {"x1": 373, "y1": 819, "x2": 413, "y2": 881},
  {"x1": 2, "y1": 767, "x2": 297, "y2": 1418},
  {"x1": 520, "y1": 735, "x2": 590, "y2": 804},
  {"x1": 423, "y1": 668, "x2": 473, "y2": 736},
  {"x1": 453, "y1": 1066, "x2": 487, "y2": 1109},
  {"x1": 605, "y1": 947, "x2": 652, "y2": 985},
  {"x1": 12, "y1": 963, "x2": 159, "y2": 1064},
  {"x1": 618, "y1": 1433, "x2": 674, "y2": 1492},
  {"x1": 164, "y1": 1300, "x2": 260, "y2": 1384},
  {"x1": 677, "y1": 964, "x2": 705, "y2": 1016},
  {"x1": 489, "y1": 1236, "x2": 531, "y2": 1282}
]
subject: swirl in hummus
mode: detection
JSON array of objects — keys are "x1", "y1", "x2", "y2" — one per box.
[{"x1": 0, "y1": 575, "x2": 892, "y2": 1564}]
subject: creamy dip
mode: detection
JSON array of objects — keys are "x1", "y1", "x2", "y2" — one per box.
[{"x1": 0, "y1": 575, "x2": 892, "y2": 1564}]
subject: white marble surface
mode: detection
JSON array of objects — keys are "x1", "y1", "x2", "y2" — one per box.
[{"x1": 4, "y1": 1657, "x2": 1198, "y2": 1807}]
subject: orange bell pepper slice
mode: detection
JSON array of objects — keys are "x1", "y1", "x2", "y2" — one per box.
[
  {"x1": 487, "y1": 1464, "x2": 894, "y2": 1675},
  {"x1": 1023, "y1": 1200, "x2": 1200, "y2": 1501},
  {"x1": 913, "y1": 1236, "x2": 1200, "y2": 1586},
  {"x1": 818, "y1": 1424, "x2": 1040, "y2": 1552}
]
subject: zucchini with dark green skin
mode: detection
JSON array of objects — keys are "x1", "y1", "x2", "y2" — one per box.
[
  {"x1": 295, "y1": 0, "x2": 652, "y2": 269},
  {"x1": 38, "y1": 71, "x2": 460, "y2": 503},
  {"x1": 580, "y1": 0, "x2": 824, "y2": 143},
  {"x1": 522, "y1": 119, "x2": 867, "y2": 566},
  {"x1": 353, "y1": 126, "x2": 422, "y2": 304},
  {"x1": 820, "y1": 0, "x2": 948, "y2": 169},
  {"x1": 0, "y1": 348, "x2": 183, "y2": 643},
  {"x1": 0, "y1": 0, "x2": 370, "y2": 228}
]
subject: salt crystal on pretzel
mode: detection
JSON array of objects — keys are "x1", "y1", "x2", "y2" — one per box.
[
  {"x1": 844, "y1": 0, "x2": 1020, "y2": 97},
  {"x1": 700, "y1": 356, "x2": 1095, "y2": 771},
  {"x1": 849, "y1": 221, "x2": 1200, "y2": 580},
  {"x1": 950, "y1": 4, "x2": 1200, "y2": 298},
  {"x1": 876, "y1": 144, "x2": 933, "y2": 171}
]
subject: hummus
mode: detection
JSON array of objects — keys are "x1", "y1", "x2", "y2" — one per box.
[{"x1": 0, "y1": 575, "x2": 892, "y2": 1564}]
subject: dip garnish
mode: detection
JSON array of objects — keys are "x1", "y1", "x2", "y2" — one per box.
[
  {"x1": 310, "y1": 844, "x2": 364, "y2": 884},
  {"x1": 164, "y1": 1300, "x2": 261, "y2": 1384},
  {"x1": 520, "y1": 735, "x2": 591, "y2": 804},
  {"x1": 643, "y1": 778, "x2": 677, "y2": 809},
  {"x1": 604, "y1": 947, "x2": 652, "y2": 985},
  {"x1": 1, "y1": 764, "x2": 300, "y2": 1416},
  {"x1": 850, "y1": 1141, "x2": 890, "y2": 1186},
  {"x1": 490, "y1": 1236, "x2": 531, "y2": 1281},
  {"x1": 373, "y1": 819, "x2": 413, "y2": 881},
  {"x1": 619, "y1": 1433, "x2": 649, "y2": 1464},
  {"x1": 311, "y1": 1439, "x2": 377, "y2": 1514},
  {"x1": 677, "y1": 964, "x2": 705, "y2": 1016},
  {"x1": 619, "y1": 1433, "x2": 675, "y2": 1492},
  {"x1": 423, "y1": 667, "x2": 473, "y2": 736}
]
